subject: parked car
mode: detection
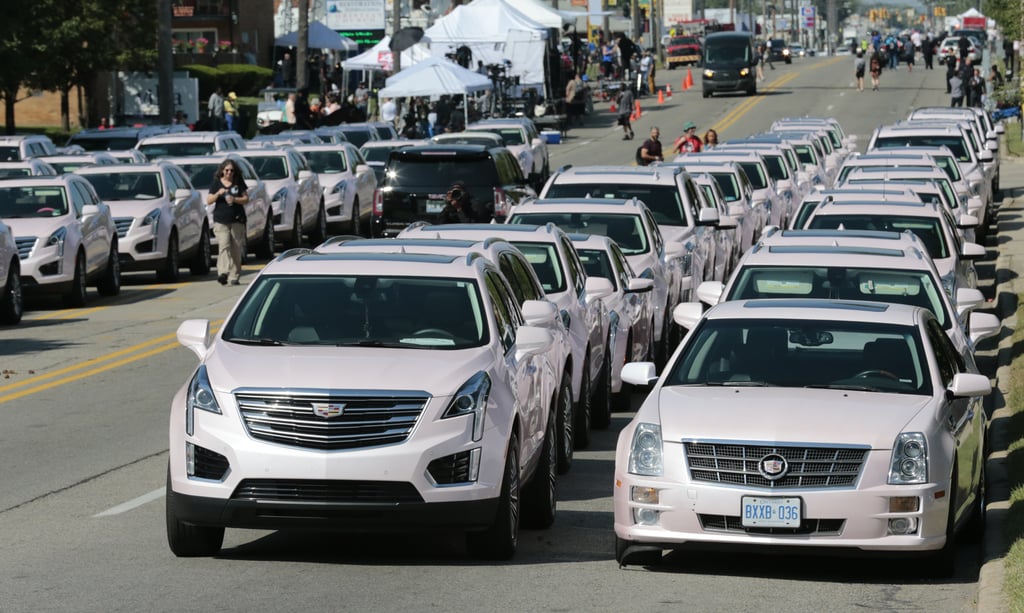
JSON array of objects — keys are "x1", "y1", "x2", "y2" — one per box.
[
  {"x1": 661, "y1": 160, "x2": 767, "y2": 251},
  {"x1": 167, "y1": 249, "x2": 563, "y2": 559},
  {"x1": 330, "y1": 123, "x2": 382, "y2": 148},
  {"x1": 359, "y1": 139, "x2": 428, "y2": 184},
  {"x1": 0, "y1": 134, "x2": 58, "y2": 161},
  {"x1": 106, "y1": 149, "x2": 149, "y2": 164},
  {"x1": 465, "y1": 118, "x2": 550, "y2": 188},
  {"x1": 165, "y1": 154, "x2": 275, "y2": 260},
  {"x1": 371, "y1": 144, "x2": 536, "y2": 237},
  {"x1": 135, "y1": 131, "x2": 246, "y2": 159},
  {"x1": 237, "y1": 146, "x2": 325, "y2": 249},
  {"x1": 38, "y1": 152, "x2": 120, "y2": 174},
  {"x1": 614, "y1": 299, "x2": 990, "y2": 576},
  {"x1": 0, "y1": 160, "x2": 58, "y2": 180},
  {"x1": 66, "y1": 125, "x2": 190, "y2": 152},
  {"x1": 76, "y1": 161, "x2": 211, "y2": 281},
  {"x1": 295, "y1": 142, "x2": 378, "y2": 235},
  {"x1": 0, "y1": 175, "x2": 120, "y2": 306},
  {"x1": 0, "y1": 219, "x2": 22, "y2": 323}
]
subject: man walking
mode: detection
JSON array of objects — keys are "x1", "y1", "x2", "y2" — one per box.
[
  {"x1": 617, "y1": 86, "x2": 634, "y2": 140},
  {"x1": 950, "y1": 71, "x2": 964, "y2": 107},
  {"x1": 207, "y1": 87, "x2": 224, "y2": 130}
]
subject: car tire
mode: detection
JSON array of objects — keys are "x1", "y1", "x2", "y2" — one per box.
[
  {"x1": 63, "y1": 253, "x2": 87, "y2": 308},
  {"x1": 96, "y1": 242, "x2": 121, "y2": 297},
  {"x1": 466, "y1": 430, "x2": 520, "y2": 560},
  {"x1": 166, "y1": 467, "x2": 224, "y2": 557},
  {"x1": 310, "y1": 200, "x2": 328, "y2": 246},
  {"x1": 574, "y1": 355, "x2": 592, "y2": 450},
  {"x1": 591, "y1": 344, "x2": 612, "y2": 430},
  {"x1": 0, "y1": 262, "x2": 23, "y2": 325},
  {"x1": 350, "y1": 199, "x2": 362, "y2": 236},
  {"x1": 613, "y1": 331, "x2": 634, "y2": 408},
  {"x1": 256, "y1": 217, "x2": 275, "y2": 259},
  {"x1": 189, "y1": 225, "x2": 211, "y2": 276},
  {"x1": 615, "y1": 536, "x2": 662, "y2": 567},
  {"x1": 157, "y1": 233, "x2": 180, "y2": 283},
  {"x1": 286, "y1": 208, "x2": 302, "y2": 249},
  {"x1": 555, "y1": 369, "x2": 574, "y2": 475},
  {"x1": 922, "y1": 467, "x2": 958, "y2": 577},
  {"x1": 521, "y1": 409, "x2": 557, "y2": 530},
  {"x1": 702, "y1": 90, "x2": 710, "y2": 99}
]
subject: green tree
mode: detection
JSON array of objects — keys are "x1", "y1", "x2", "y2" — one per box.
[{"x1": 0, "y1": 2, "x2": 50, "y2": 134}]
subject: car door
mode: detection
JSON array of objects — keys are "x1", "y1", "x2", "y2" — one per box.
[
  {"x1": 527, "y1": 124, "x2": 547, "y2": 175},
  {"x1": 71, "y1": 181, "x2": 108, "y2": 275},
  {"x1": 166, "y1": 167, "x2": 201, "y2": 252},
  {"x1": 345, "y1": 145, "x2": 376, "y2": 208},
  {"x1": 559, "y1": 235, "x2": 604, "y2": 382},
  {"x1": 290, "y1": 150, "x2": 320, "y2": 227},
  {"x1": 485, "y1": 270, "x2": 545, "y2": 466},
  {"x1": 236, "y1": 159, "x2": 268, "y2": 241}
]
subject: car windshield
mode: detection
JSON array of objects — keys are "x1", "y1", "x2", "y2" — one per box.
[
  {"x1": 738, "y1": 162, "x2": 768, "y2": 189},
  {"x1": 178, "y1": 163, "x2": 217, "y2": 188},
  {"x1": 544, "y1": 183, "x2": 687, "y2": 226},
  {"x1": 0, "y1": 186, "x2": 69, "y2": 217},
  {"x1": 223, "y1": 275, "x2": 487, "y2": 349},
  {"x1": 709, "y1": 172, "x2": 740, "y2": 202},
  {"x1": 0, "y1": 168, "x2": 31, "y2": 180},
  {"x1": 670, "y1": 37, "x2": 700, "y2": 46},
  {"x1": 726, "y1": 266, "x2": 950, "y2": 329},
  {"x1": 245, "y1": 156, "x2": 289, "y2": 180},
  {"x1": 511, "y1": 241, "x2": 566, "y2": 294},
  {"x1": 340, "y1": 129, "x2": 373, "y2": 147},
  {"x1": 474, "y1": 128, "x2": 526, "y2": 146},
  {"x1": 360, "y1": 147, "x2": 394, "y2": 163},
  {"x1": 304, "y1": 151, "x2": 348, "y2": 174},
  {"x1": 704, "y1": 40, "x2": 751, "y2": 66},
  {"x1": 510, "y1": 212, "x2": 649, "y2": 255},
  {"x1": 386, "y1": 156, "x2": 499, "y2": 187},
  {"x1": 576, "y1": 248, "x2": 616, "y2": 288},
  {"x1": 138, "y1": 142, "x2": 215, "y2": 158},
  {"x1": 666, "y1": 317, "x2": 931, "y2": 394},
  {"x1": 48, "y1": 161, "x2": 94, "y2": 173},
  {"x1": 81, "y1": 171, "x2": 164, "y2": 200},
  {"x1": 69, "y1": 136, "x2": 139, "y2": 151},
  {"x1": 437, "y1": 135, "x2": 500, "y2": 147},
  {"x1": 807, "y1": 214, "x2": 948, "y2": 259},
  {"x1": 0, "y1": 147, "x2": 22, "y2": 161},
  {"x1": 873, "y1": 136, "x2": 970, "y2": 163}
]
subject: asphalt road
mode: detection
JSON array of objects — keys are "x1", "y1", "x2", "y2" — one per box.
[{"x1": 0, "y1": 55, "x2": 991, "y2": 612}]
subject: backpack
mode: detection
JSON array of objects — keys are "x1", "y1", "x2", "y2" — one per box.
[{"x1": 635, "y1": 145, "x2": 645, "y2": 166}]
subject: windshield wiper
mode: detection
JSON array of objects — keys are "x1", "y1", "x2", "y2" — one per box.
[
  {"x1": 804, "y1": 383, "x2": 878, "y2": 392},
  {"x1": 334, "y1": 339, "x2": 408, "y2": 348},
  {"x1": 701, "y1": 380, "x2": 772, "y2": 387},
  {"x1": 226, "y1": 337, "x2": 286, "y2": 346}
]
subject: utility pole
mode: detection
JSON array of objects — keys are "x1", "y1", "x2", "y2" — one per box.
[
  {"x1": 297, "y1": 0, "x2": 309, "y2": 91},
  {"x1": 632, "y1": 0, "x2": 641, "y2": 44},
  {"x1": 392, "y1": 0, "x2": 402, "y2": 73},
  {"x1": 158, "y1": 0, "x2": 173, "y2": 125}
]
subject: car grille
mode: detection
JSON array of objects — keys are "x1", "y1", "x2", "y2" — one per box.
[
  {"x1": 15, "y1": 236, "x2": 36, "y2": 259},
  {"x1": 113, "y1": 217, "x2": 134, "y2": 238},
  {"x1": 191, "y1": 444, "x2": 229, "y2": 481},
  {"x1": 231, "y1": 478, "x2": 423, "y2": 503},
  {"x1": 698, "y1": 514, "x2": 845, "y2": 536},
  {"x1": 684, "y1": 441, "x2": 868, "y2": 489},
  {"x1": 234, "y1": 390, "x2": 429, "y2": 450}
]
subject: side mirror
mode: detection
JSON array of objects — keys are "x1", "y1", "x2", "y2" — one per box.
[
  {"x1": 986, "y1": 140, "x2": 998, "y2": 151},
  {"x1": 696, "y1": 280, "x2": 724, "y2": 306},
  {"x1": 968, "y1": 312, "x2": 1001, "y2": 346},
  {"x1": 986, "y1": 129, "x2": 997, "y2": 140},
  {"x1": 621, "y1": 361, "x2": 659, "y2": 386},
  {"x1": 979, "y1": 149, "x2": 994, "y2": 162},
  {"x1": 82, "y1": 204, "x2": 100, "y2": 217},
  {"x1": 995, "y1": 122, "x2": 1006, "y2": 135},
  {"x1": 961, "y1": 241, "x2": 986, "y2": 260},
  {"x1": 356, "y1": 164, "x2": 371, "y2": 173},
  {"x1": 298, "y1": 169, "x2": 315, "y2": 181},
  {"x1": 956, "y1": 213, "x2": 979, "y2": 229},
  {"x1": 673, "y1": 302, "x2": 704, "y2": 329},
  {"x1": 173, "y1": 188, "x2": 193, "y2": 201},
  {"x1": 584, "y1": 276, "x2": 615, "y2": 301},
  {"x1": 515, "y1": 325, "x2": 554, "y2": 360},
  {"x1": 521, "y1": 299, "x2": 559, "y2": 327},
  {"x1": 697, "y1": 207, "x2": 720, "y2": 226},
  {"x1": 717, "y1": 214, "x2": 738, "y2": 229},
  {"x1": 664, "y1": 241, "x2": 686, "y2": 260},
  {"x1": 177, "y1": 319, "x2": 211, "y2": 360},
  {"x1": 946, "y1": 372, "x2": 991, "y2": 398},
  {"x1": 955, "y1": 287, "x2": 985, "y2": 318},
  {"x1": 627, "y1": 277, "x2": 655, "y2": 293}
]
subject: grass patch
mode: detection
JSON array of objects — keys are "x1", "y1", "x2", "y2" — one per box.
[
  {"x1": 1004, "y1": 295, "x2": 1024, "y2": 609},
  {"x1": 1007, "y1": 122, "x2": 1024, "y2": 157}
]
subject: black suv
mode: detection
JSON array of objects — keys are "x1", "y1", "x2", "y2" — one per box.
[
  {"x1": 766, "y1": 39, "x2": 791, "y2": 64},
  {"x1": 371, "y1": 144, "x2": 537, "y2": 237},
  {"x1": 66, "y1": 125, "x2": 190, "y2": 151}
]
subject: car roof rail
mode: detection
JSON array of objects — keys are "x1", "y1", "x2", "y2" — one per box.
[
  {"x1": 276, "y1": 247, "x2": 312, "y2": 261},
  {"x1": 405, "y1": 220, "x2": 431, "y2": 232}
]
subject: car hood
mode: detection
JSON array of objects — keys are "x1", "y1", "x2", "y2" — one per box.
[
  {"x1": 651, "y1": 386, "x2": 931, "y2": 449},
  {"x1": 316, "y1": 174, "x2": 351, "y2": 189},
  {"x1": 106, "y1": 200, "x2": 164, "y2": 217},
  {"x1": 206, "y1": 341, "x2": 493, "y2": 397},
  {"x1": 262, "y1": 178, "x2": 294, "y2": 195},
  {"x1": 5, "y1": 216, "x2": 69, "y2": 238},
  {"x1": 659, "y1": 225, "x2": 695, "y2": 244}
]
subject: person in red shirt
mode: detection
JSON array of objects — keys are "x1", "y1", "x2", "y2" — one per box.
[{"x1": 673, "y1": 121, "x2": 703, "y2": 155}]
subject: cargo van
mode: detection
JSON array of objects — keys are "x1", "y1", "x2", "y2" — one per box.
[{"x1": 701, "y1": 32, "x2": 758, "y2": 98}]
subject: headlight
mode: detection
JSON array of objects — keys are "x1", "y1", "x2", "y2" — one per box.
[
  {"x1": 739, "y1": 67, "x2": 750, "y2": 77},
  {"x1": 442, "y1": 370, "x2": 491, "y2": 442},
  {"x1": 272, "y1": 187, "x2": 288, "y2": 204},
  {"x1": 888, "y1": 432, "x2": 928, "y2": 484},
  {"x1": 782, "y1": 49, "x2": 790, "y2": 56},
  {"x1": 185, "y1": 365, "x2": 221, "y2": 437},
  {"x1": 628, "y1": 422, "x2": 663, "y2": 476},
  {"x1": 141, "y1": 208, "x2": 161, "y2": 235},
  {"x1": 940, "y1": 271, "x2": 955, "y2": 298},
  {"x1": 44, "y1": 226, "x2": 67, "y2": 256},
  {"x1": 969, "y1": 180, "x2": 982, "y2": 196},
  {"x1": 328, "y1": 182, "x2": 346, "y2": 196},
  {"x1": 703, "y1": 69, "x2": 714, "y2": 78}
]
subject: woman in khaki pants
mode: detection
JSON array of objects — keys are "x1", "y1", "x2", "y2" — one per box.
[{"x1": 207, "y1": 159, "x2": 250, "y2": 285}]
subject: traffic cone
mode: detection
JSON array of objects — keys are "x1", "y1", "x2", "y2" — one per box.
[
  {"x1": 666, "y1": 84, "x2": 673, "y2": 98},
  {"x1": 634, "y1": 100, "x2": 642, "y2": 118},
  {"x1": 610, "y1": 100, "x2": 617, "y2": 113},
  {"x1": 682, "y1": 76, "x2": 688, "y2": 91},
  {"x1": 684, "y1": 68, "x2": 694, "y2": 89},
  {"x1": 658, "y1": 89, "x2": 665, "y2": 104}
]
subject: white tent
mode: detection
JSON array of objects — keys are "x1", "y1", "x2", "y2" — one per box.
[
  {"x1": 425, "y1": 0, "x2": 549, "y2": 87},
  {"x1": 515, "y1": 0, "x2": 574, "y2": 28},
  {"x1": 378, "y1": 56, "x2": 493, "y2": 126},
  {"x1": 341, "y1": 36, "x2": 433, "y2": 72}
]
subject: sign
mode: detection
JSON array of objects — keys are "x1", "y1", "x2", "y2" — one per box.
[
  {"x1": 326, "y1": 0, "x2": 385, "y2": 31},
  {"x1": 338, "y1": 29, "x2": 385, "y2": 46},
  {"x1": 664, "y1": 0, "x2": 694, "y2": 25},
  {"x1": 962, "y1": 16, "x2": 986, "y2": 28},
  {"x1": 800, "y1": 5, "x2": 815, "y2": 29},
  {"x1": 119, "y1": 71, "x2": 199, "y2": 121},
  {"x1": 378, "y1": 51, "x2": 393, "y2": 71},
  {"x1": 571, "y1": 0, "x2": 587, "y2": 6}
]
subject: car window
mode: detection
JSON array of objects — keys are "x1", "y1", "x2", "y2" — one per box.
[
  {"x1": 609, "y1": 243, "x2": 633, "y2": 289},
  {"x1": 924, "y1": 318, "x2": 956, "y2": 386},
  {"x1": 475, "y1": 128, "x2": 526, "y2": 146},
  {"x1": 544, "y1": 182, "x2": 687, "y2": 226},
  {"x1": 576, "y1": 248, "x2": 617, "y2": 291},
  {"x1": 247, "y1": 156, "x2": 289, "y2": 180},
  {"x1": 500, "y1": 253, "x2": 543, "y2": 302},
  {"x1": 510, "y1": 212, "x2": 649, "y2": 255},
  {"x1": 304, "y1": 150, "x2": 347, "y2": 174},
  {"x1": 82, "y1": 171, "x2": 163, "y2": 200},
  {"x1": 807, "y1": 214, "x2": 948, "y2": 259},
  {"x1": 709, "y1": 172, "x2": 740, "y2": 202},
  {"x1": 683, "y1": 177, "x2": 704, "y2": 220},
  {"x1": 561, "y1": 236, "x2": 587, "y2": 296},
  {"x1": 484, "y1": 271, "x2": 516, "y2": 351},
  {"x1": 512, "y1": 241, "x2": 566, "y2": 294},
  {"x1": 178, "y1": 162, "x2": 217, "y2": 188},
  {"x1": 873, "y1": 135, "x2": 970, "y2": 163},
  {"x1": 386, "y1": 155, "x2": 499, "y2": 187}
]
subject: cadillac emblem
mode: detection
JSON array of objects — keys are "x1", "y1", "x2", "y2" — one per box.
[
  {"x1": 312, "y1": 402, "x2": 346, "y2": 418},
  {"x1": 758, "y1": 453, "x2": 788, "y2": 481}
]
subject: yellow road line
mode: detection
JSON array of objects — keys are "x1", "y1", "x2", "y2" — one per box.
[{"x1": 713, "y1": 72, "x2": 801, "y2": 135}]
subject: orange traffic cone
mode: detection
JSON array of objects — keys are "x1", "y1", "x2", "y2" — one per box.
[
  {"x1": 610, "y1": 100, "x2": 617, "y2": 113},
  {"x1": 684, "y1": 68, "x2": 694, "y2": 89},
  {"x1": 658, "y1": 89, "x2": 665, "y2": 104},
  {"x1": 682, "y1": 76, "x2": 688, "y2": 90},
  {"x1": 634, "y1": 100, "x2": 642, "y2": 118},
  {"x1": 666, "y1": 84, "x2": 673, "y2": 98}
]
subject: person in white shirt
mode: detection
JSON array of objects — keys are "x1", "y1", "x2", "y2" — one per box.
[
  {"x1": 639, "y1": 51, "x2": 653, "y2": 95},
  {"x1": 381, "y1": 97, "x2": 397, "y2": 125}
]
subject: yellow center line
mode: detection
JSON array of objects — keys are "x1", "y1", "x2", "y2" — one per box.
[{"x1": 714, "y1": 72, "x2": 801, "y2": 135}]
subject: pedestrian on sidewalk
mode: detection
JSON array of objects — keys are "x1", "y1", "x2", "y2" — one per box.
[
  {"x1": 854, "y1": 50, "x2": 866, "y2": 92},
  {"x1": 869, "y1": 51, "x2": 882, "y2": 91},
  {"x1": 672, "y1": 121, "x2": 703, "y2": 155},
  {"x1": 616, "y1": 86, "x2": 635, "y2": 140},
  {"x1": 950, "y1": 72, "x2": 964, "y2": 107}
]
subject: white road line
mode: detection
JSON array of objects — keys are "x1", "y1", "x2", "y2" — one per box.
[{"x1": 93, "y1": 487, "x2": 165, "y2": 517}]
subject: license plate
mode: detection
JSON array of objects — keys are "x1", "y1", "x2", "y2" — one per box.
[
  {"x1": 741, "y1": 496, "x2": 801, "y2": 528},
  {"x1": 424, "y1": 199, "x2": 445, "y2": 214}
]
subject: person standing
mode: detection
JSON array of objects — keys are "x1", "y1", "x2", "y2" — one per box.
[
  {"x1": 950, "y1": 71, "x2": 964, "y2": 107},
  {"x1": 223, "y1": 92, "x2": 238, "y2": 132},
  {"x1": 969, "y1": 67, "x2": 985, "y2": 108},
  {"x1": 208, "y1": 159, "x2": 250, "y2": 286},
  {"x1": 923, "y1": 34, "x2": 935, "y2": 70},
  {"x1": 438, "y1": 181, "x2": 479, "y2": 223},
  {"x1": 601, "y1": 37, "x2": 615, "y2": 79},
  {"x1": 702, "y1": 129, "x2": 719, "y2": 150},
  {"x1": 672, "y1": 121, "x2": 702, "y2": 155},
  {"x1": 638, "y1": 126, "x2": 663, "y2": 166},
  {"x1": 280, "y1": 52, "x2": 294, "y2": 88},
  {"x1": 208, "y1": 87, "x2": 224, "y2": 130},
  {"x1": 617, "y1": 85, "x2": 635, "y2": 140},
  {"x1": 353, "y1": 81, "x2": 369, "y2": 116},
  {"x1": 639, "y1": 50, "x2": 653, "y2": 95},
  {"x1": 854, "y1": 49, "x2": 866, "y2": 92},
  {"x1": 945, "y1": 57, "x2": 957, "y2": 93},
  {"x1": 958, "y1": 36, "x2": 970, "y2": 63},
  {"x1": 960, "y1": 58, "x2": 974, "y2": 105},
  {"x1": 284, "y1": 91, "x2": 297, "y2": 127},
  {"x1": 380, "y1": 97, "x2": 397, "y2": 127},
  {"x1": 869, "y1": 51, "x2": 882, "y2": 91}
]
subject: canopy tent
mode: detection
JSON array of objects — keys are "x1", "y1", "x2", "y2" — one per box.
[
  {"x1": 425, "y1": 0, "x2": 549, "y2": 87},
  {"x1": 341, "y1": 35, "x2": 434, "y2": 72},
  {"x1": 378, "y1": 56, "x2": 493, "y2": 126},
  {"x1": 275, "y1": 21, "x2": 358, "y2": 52},
  {"x1": 515, "y1": 0, "x2": 574, "y2": 28}
]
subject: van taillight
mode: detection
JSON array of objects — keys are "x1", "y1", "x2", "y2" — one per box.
[
  {"x1": 373, "y1": 188, "x2": 384, "y2": 215},
  {"x1": 493, "y1": 187, "x2": 508, "y2": 217}
]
